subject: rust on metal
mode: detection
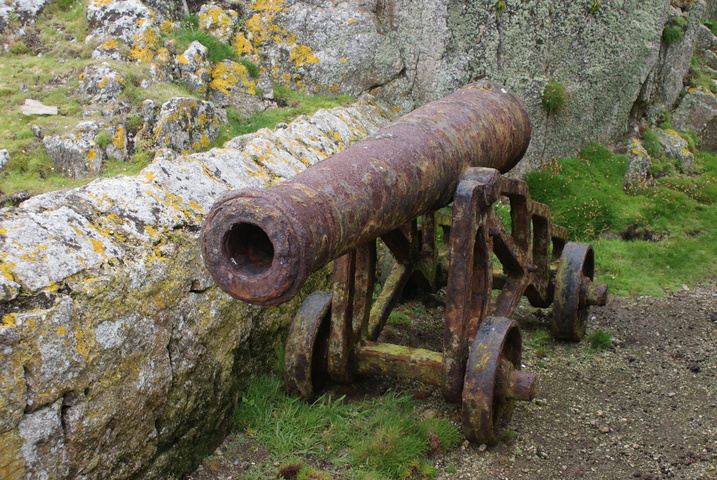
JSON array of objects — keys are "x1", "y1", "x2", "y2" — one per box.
[
  {"x1": 201, "y1": 81, "x2": 531, "y2": 305},
  {"x1": 200, "y1": 80, "x2": 609, "y2": 444}
]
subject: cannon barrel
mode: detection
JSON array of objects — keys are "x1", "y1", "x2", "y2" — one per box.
[{"x1": 201, "y1": 81, "x2": 532, "y2": 305}]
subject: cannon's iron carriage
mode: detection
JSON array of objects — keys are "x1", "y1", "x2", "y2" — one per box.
[{"x1": 201, "y1": 81, "x2": 608, "y2": 444}]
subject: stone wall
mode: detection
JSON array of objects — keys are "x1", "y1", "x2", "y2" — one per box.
[{"x1": 0, "y1": 98, "x2": 393, "y2": 480}]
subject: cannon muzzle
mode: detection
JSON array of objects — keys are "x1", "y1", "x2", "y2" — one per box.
[{"x1": 201, "y1": 81, "x2": 531, "y2": 305}]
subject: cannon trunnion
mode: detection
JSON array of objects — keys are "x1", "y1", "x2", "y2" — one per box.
[{"x1": 201, "y1": 81, "x2": 608, "y2": 444}]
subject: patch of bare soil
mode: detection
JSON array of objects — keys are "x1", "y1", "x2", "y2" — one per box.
[{"x1": 190, "y1": 285, "x2": 717, "y2": 480}]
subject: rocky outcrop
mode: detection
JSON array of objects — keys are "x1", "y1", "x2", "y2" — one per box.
[
  {"x1": 0, "y1": 98, "x2": 393, "y2": 480},
  {"x1": 153, "y1": 97, "x2": 226, "y2": 154},
  {"x1": 43, "y1": 122, "x2": 105, "y2": 179},
  {"x1": 253, "y1": 0, "x2": 707, "y2": 175}
]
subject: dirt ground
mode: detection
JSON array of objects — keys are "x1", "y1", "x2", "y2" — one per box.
[{"x1": 190, "y1": 284, "x2": 717, "y2": 480}]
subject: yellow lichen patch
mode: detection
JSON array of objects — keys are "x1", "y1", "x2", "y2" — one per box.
[
  {"x1": 90, "y1": 238, "x2": 106, "y2": 255},
  {"x1": 90, "y1": 0, "x2": 114, "y2": 7},
  {"x1": 2, "y1": 313, "x2": 17, "y2": 327},
  {"x1": 233, "y1": 34, "x2": 254, "y2": 55},
  {"x1": 73, "y1": 328, "x2": 92, "y2": 359},
  {"x1": 57, "y1": 325, "x2": 67, "y2": 336},
  {"x1": 87, "y1": 149, "x2": 97, "y2": 161},
  {"x1": 191, "y1": 141, "x2": 201, "y2": 151},
  {"x1": 0, "y1": 226, "x2": 6, "y2": 236},
  {"x1": 160, "y1": 19, "x2": 176, "y2": 34},
  {"x1": 200, "y1": 134, "x2": 210, "y2": 147},
  {"x1": 102, "y1": 39, "x2": 118, "y2": 49},
  {"x1": 144, "y1": 170, "x2": 156, "y2": 181},
  {"x1": 156, "y1": 47, "x2": 170, "y2": 63},
  {"x1": 130, "y1": 44, "x2": 154, "y2": 63},
  {"x1": 340, "y1": 57, "x2": 347, "y2": 63},
  {"x1": 251, "y1": 0, "x2": 285, "y2": 12},
  {"x1": 112, "y1": 126, "x2": 126, "y2": 148}
]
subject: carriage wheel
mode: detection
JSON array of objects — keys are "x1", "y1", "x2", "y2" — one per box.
[
  {"x1": 462, "y1": 317, "x2": 537, "y2": 445},
  {"x1": 552, "y1": 242, "x2": 607, "y2": 341},
  {"x1": 284, "y1": 291, "x2": 332, "y2": 400}
]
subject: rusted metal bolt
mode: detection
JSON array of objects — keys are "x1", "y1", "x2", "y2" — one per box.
[
  {"x1": 586, "y1": 281, "x2": 609, "y2": 306},
  {"x1": 507, "y1": 369, "x2": 537, "y2": 402}
]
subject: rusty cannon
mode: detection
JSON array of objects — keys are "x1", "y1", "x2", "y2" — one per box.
[{"x1": 201, "y1": 81, "x2": 608, "y2": 445}]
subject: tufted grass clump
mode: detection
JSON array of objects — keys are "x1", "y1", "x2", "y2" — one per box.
[
  {"x1": 662, "y1": 17, "x2": 688, "y2": 45},
  {"x1": 495, "y1": 1, "x2": 507, "y2": 13},
  {"x1": 588, "y1": 0, "x2": 601, "y2": 15},
  {"x1": 526, "y1": 145, "x2": 717, "y2": 296},
  {"x1": 234, "y1": 374, "x2": 461, "y2": 479},
  {"x1": 588, "y1": 329, "x2": 613, "y2": 350},
  {"x1": 542, "y1": 80, "x2": 567, "y2": 114}
]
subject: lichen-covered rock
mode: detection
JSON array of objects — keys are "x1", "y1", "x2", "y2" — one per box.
[
  {"x1": 79, "y1": 63, "x2": 126, "y2": 102},
  {"x1": 153, "y1": 97, "x2": 226, "y2": 154},
  {"x1": 623, "y1": 139, "x2": 652, "y2": 189},
  {"x1": 197, "y1": 4, "x2": 238, "y2": 43},
  {"x1": 91, "y1": 38, "x2": 125, "y2": 61},
  {"x1": 207, "y1": 59, "x2": 273, "y2": 117},
  {"x1": 43, "y1": 122, "x2": 105, "y2": 179},
  {"x1": 672, "y1": 87, "x2": 717, "y2": 133},
  {"x1": 656, "y1": 127, "x2": 694, "y2": 171},
  {"x1": 175, "y1": 41, "x2": 212, "y2": 95},
  {"x1": 0, "y1": 2, "x2": 11, "y2": 32},
  {"x1": 250, "y1": 0, "x2": 705, "y2": 174},
  {"x1": 0, "y1": 148, "x2": 8, "y2": 170},
  {"x1": 105, "y1": 124, "x2": 128, "y2": 161},
  {"x1": 86, "y1": 0, "x2": 157, "y2": 44},
  {"x1": 0, "y1": 99, "x2": 391, "y2": 480},
  {"x1": 9, "y1": 0, "x2": 50, "y2": 24}
]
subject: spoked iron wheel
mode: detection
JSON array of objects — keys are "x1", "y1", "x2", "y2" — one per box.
[
  {"x1": 552, "y1": 242, "x2": 608, "y2": 341},
  {"x1": 284, "y1": 291, "x2": 331, "y2": 400},
  {"x1": 461, "y1": 316, "x2": 537, "y2": 445}
]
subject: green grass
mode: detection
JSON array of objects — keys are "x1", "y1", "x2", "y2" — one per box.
[
  {"x1": 526, "y1": 144, "x2": 717, "y2": 296},
  {"x1": 234, "y1": 374, "x2": 461, "y2": 479},
  {"x1": 387, "y1": 311, "x2": 412, "y2": 327},
  {"x1": 214, "y1": 85, "x2": 354, "y2": 144}
]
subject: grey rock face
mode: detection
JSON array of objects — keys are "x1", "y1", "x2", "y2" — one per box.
[
  {"x1": 0, "y1": 148, "x2": 9, "y2": 170},
  {"x1": 256, "y1": 0, "x2": 702, "y2": 174},
  {"x1": 86, "y1": 0, "x2": 158, "y2": 46},
  {"x1": 79, "y1": 63, "x2": 126, "y2": 102},
  {"x1": 672, "y1": 88, "x2": 717, "y2": 133},
  {"x1": 656, "y1": 127, "x2": 694, "y2": 171},
  {"x1": 43, "y1": 122, "x2": 106, "y2": 179},
  {"x1": 153, "y1": 97, "x2": 226, "y2": 153},
  {"x1": 11, "y1": 0, "x2": 50, "y2": 23},
  {"x1": 623, "y1": 140, "x2": 652, "y2": 189},
  {"x1": 175, "y1": 41, "x2": 212, "y2": 95}
]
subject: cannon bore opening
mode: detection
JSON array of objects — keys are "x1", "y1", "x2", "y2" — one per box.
[{"x1": 223, "y1": 223, "x2": 275, "y2": 276}]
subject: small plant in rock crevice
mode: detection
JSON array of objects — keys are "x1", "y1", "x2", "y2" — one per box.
[
  {"x1": 662, "y1": 16, "x2": 688, "y2": 45},
  {"x1": 542, "y1": 80, "x2": 567, "y2": 114},
  {"x1": 588, "y1": 0, "x2": 601, "y2": 15},
  {"x1": 495, "y1": 1, "x2": 507, "y2": 13}
]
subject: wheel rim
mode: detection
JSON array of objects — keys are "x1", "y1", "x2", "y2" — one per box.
[
  {"x1": 462, "y1": 316, "x2": 530, "y2": 445},
  {"x1": 284, "y1": 291, "x2": 331, "y2": 400},
  {"x1": 552, "y1": 242, "x2": 594, "y2": 341}
]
